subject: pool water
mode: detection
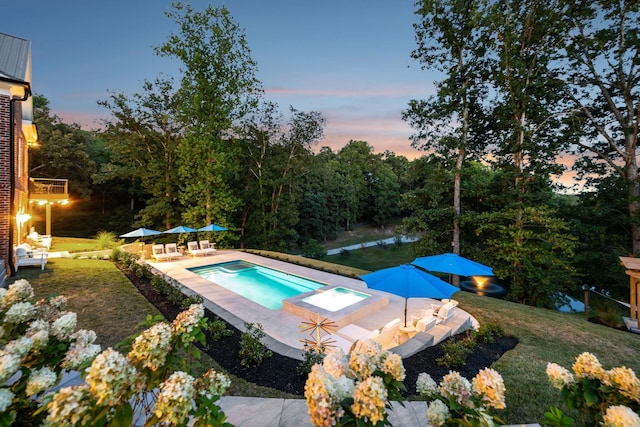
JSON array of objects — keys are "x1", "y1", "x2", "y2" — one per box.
[
  {"x1": 302, "y1": 287, "x2": 370, "y2": 312},
  {"x1": 188, "y1": 260, "x2": 325, "y2": 310}
]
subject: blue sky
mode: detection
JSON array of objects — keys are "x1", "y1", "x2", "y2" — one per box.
[{"x1": 4, "y1": 1, "x2": 439, "y2": 159}]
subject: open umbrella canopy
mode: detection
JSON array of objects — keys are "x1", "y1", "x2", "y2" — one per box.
[
  {"x1": 119, "y1": 228, "x2": 161, "y2": 238},
  {"x1": 163, "y1": 225, "x2": 197, "y2": 234},
  {"x1": 360, "y1": 264, "x2": 459, "y2": 326},
  {"x1": 412, "y1": 253, "x2": 494, "y2": 277},
  {"x1": 198, "y1": 224, "x2": 228, "y2": 232}
]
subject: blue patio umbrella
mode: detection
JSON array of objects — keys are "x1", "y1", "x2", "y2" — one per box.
[
  {"x1": 198, "y1": 224, "x2": 228, "y2": 232},
  {"x1": 164, "y1": 225, "x2": 198, "y2": 234},
  {"x1": 412, "y1": 253, "x2": 494, "y2": 277},
  {"x1": 119, "y1": 228, "x2": 161, "y2": 238},
  {"x1": 360, "y1": 264, "x2": 459, "y2": 326}
]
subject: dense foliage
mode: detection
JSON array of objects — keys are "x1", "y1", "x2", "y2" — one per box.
[{"x1": 27, "y1": 1, "x2": 638, "y2": 307}]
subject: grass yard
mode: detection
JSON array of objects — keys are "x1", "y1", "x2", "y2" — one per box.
[
  {"x1": 323, "y1": 243, "x2": 414, "y2": 271},
  {"x1": 7, "y1": 239, "x2": 640, "y2": 424}
]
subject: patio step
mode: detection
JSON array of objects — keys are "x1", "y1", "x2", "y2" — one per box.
[{"x1": 429, "y1": 324, "x2": 451, "y2": 345}]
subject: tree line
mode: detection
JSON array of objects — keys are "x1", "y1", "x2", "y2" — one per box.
[{"x1": 28, "y1": 1, "x2": 638, "y2": 309}]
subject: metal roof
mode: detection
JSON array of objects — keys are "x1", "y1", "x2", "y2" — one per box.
[{"x1": 0, "y1": 32, "x2": 30, "y2": 82}]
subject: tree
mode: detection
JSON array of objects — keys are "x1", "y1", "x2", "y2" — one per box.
[
  {"x1": 31, "y1": 95, "x2": 96, "y2": 199},
  {"x1": 560, "y1": 0, "x2": 640, "y2": 255},
  {"x1": 97, "y1": 78, "x2": 184, "y2": 229},
  {"x1": 405, "y1": 0, "x2": 492, "y2": 267},
  {"x1": 156, "y1": 2, "x2": 262, "y2": 230},
  {"x1": 236, "y1": 103, "x2": 325, "y2": 250}
]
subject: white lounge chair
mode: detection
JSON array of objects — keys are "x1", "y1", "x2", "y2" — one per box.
[
  {"x1": 375, "y1": 318, "x2": 402, "y2": 348},
  {"x1": 165, "y1": 243, "x2": 183, "y2": 260},
  {"x1": 187, "y1": 241, "x2": 206, "y2": 257},
  {"x1": 151, "y1": 244, "x2": 171, "y2": 261},
  {"x1": 435, "y1": 301, "x2": 457, "y2": 323},
  {"x1": 412, "y1": 312, "x2": 437, "y2": 333},
  {"x1": 14, "y1": 245, "x2": 48, "y2": 271},
  {"x1": 199, "y1": 240, "x2": 216, "y2": 255}
]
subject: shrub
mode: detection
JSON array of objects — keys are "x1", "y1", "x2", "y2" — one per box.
[
  {"x1": 95, "y1": 230, "x2": 118, "y2": 249},
  {"x1": 208, "y1": 318, "x2": 233, "y2": 342},
  {"x1": 591, "y1": 300, "x2": 626, "y2": 328},
  {"x1": 301, "y1": 239, "x2": 327, "y2": 259},
  {"x1": 239, "y1": 323, "x2": 272, "y2": 368},
  {"x1": 416, "y1": 368, "x2": 506, "y2": 426},
  {"x1": 436, "y1": 334, "x2": 476, "y2": 369},
  {"x1": 181, "y1": 294, "x2": 204, "y2": 310},
  {"x1": 0, "y1": 280, "x2": 231, "y2": 426},
  {"x1": 296, "y1": 345, "x2": 326, "y2": 376}
]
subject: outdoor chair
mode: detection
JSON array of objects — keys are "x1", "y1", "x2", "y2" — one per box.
[
  {"x1": 199, "y1": 240, "x2": 216, "y2": 255},
  {"x1": 187, "y1": 241, "x2": 206, "y2": 257},
  {"x1": 164, "y1": 243, "x2": 183, "y2": 260},
  {"x1": 435, "y1": 301, "x2": 457, "y2": 323},
  {"x1": 375, "y1": 317, "x2": 402, "y2": 348},
  {"x1": 14, "y1": 245, "x2": 48, "y2": 271},
  {"x1": 151, "y1": 244, "x2": 170, "y2": 261}
]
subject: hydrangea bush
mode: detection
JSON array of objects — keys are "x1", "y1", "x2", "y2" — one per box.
[
  {"x1": 304, "y1": 339, "x2": 406, "y2": 426},
  {"x1": 0, "y1": 279, "x2": 232, "y2": 426},
  {"x1": 416, "y1": 368, "x2": 506, "y2": 427},
  {"x1": 545, "y1": 352, "x2": 640, "y2": 426}
]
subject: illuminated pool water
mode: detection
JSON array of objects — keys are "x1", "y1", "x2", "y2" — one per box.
[
  {"x1": 187, "y1": 260, "x2": 325, "y2": 310},
  {"x1": 301, "y1": 287, "x2": 370, "y2": 312}
]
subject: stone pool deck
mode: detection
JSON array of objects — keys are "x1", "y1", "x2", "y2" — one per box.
[{"x1": 145, "y1": 250, "x2": 477, "y2": 359}]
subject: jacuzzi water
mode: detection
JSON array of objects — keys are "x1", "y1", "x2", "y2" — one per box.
[
  {"x1": 187, "y1": 260, "x2": 325, "y2": 310},
  {"x1": 302, "y1": 287, "x2": 370, "y2": 312}
]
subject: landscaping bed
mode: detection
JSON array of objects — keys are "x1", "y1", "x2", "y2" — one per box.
[{"x1": 118, "y1": 262, "x2": 518, "y2": 396}]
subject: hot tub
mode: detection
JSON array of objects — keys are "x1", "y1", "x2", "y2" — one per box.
[{"x1": 283, "y1": 286, "x2": 389, "y2": 328}]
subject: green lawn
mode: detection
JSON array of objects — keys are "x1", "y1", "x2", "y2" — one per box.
[
  {"x1": 8, "y1": 240, "x2": 640, "y2": 425},
  {"x1": 323, "y1": 243, "x2": 415, "y2": 271}
]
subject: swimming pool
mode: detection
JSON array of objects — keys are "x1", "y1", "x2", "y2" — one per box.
[{"x1": 187, "y1": 260, "x2": 326, "y2": 310}]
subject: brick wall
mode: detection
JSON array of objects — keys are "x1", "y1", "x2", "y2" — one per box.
[{"x1": 0, "y1": 95, "x2": 11, "y2": 270}]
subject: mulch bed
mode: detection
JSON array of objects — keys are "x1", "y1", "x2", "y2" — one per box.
[{"x1": 118, "y1": 263, "x2": 518, "y2": 396}]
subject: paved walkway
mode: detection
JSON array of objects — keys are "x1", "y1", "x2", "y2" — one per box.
[{"x1": 325, "y1": 235, "x2": 418, "y2": 256}]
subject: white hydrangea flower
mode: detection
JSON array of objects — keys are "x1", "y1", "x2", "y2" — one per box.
[
  {"x1": 416, "y1": 372, "x2": 438, "y2": 396},
  {"x1": 352, "y1": 376, "x2": 387, "y2": 425},
  {"x1": 171, "y1": 304, "x2": 204, "y2": 344},
  {"x1": 44, "y1": 385, "x2": 91, "y2": 426},
  {"x1": 2, "y1": 280, "x2": 34, "y2": 308},
  {"x1": 62, "y1": 330, "x2": 101, "y2": 370},
  {"x1": 154, "y1": 371, "x2": 196, "y2": 425},
  {"x1": 440, "y1": 371, "x2": 472, "y2": 407},
  {"x1": 472, "y1": 368, "x2": 506, "y2": 410},
  {"x1": 602, "y1": 405, "x2": 640, "y2": 427},
  {"x1": 546, "y1": 362, "x2": 575, "y2": 390},
  {"x1": 85, "y1": 348, "x2": 139, "y2": 406},
  {"x1": 4, "y1": 301, "x2": 36, "y2": 323},
  {"x1": 26, "y1": 367, "x2": 57, "y2": 396},
  {"x1": 197, "y1": 368, "x2": 231, "y2": 399},
  {"x1": 51, "y1": 312, "x2": 77, "y2": 340},
  {"x1": 572, "y1": 352, "x2": 605, "y2": 380},
  {"x1": 322, "y1": 348, "x2": 348, "y2": 378},
  {"x1": 0, "y1": 388, "x2": 14, "y2": 412},
  {"x1": 426, "y1": 399, "x2": 450, "y2": 427},
  {"x1": 127, "y1": 322, "x2": 172, "y2": 371}
]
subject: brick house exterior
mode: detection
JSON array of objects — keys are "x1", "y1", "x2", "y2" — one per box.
[{"x1": 0, "y1": 32, "x2": 37, "y2": 280}]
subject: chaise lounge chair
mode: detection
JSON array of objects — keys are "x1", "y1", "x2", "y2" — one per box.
[
  {"x1": 435, "y1": 301, "x2": 457, "y2": 323},
  {"x1": 187, "y1": 241, "x2": 206, "y2": 257},
  {"x1": 151, "y1": 244, "x2": 171, "y2": 261},
  {"x1": 199, "y1": 240, "x2": 216, "y2": 255},
  {"x1": 164, "y1": 243, "x2": 183, "y2": 260}
]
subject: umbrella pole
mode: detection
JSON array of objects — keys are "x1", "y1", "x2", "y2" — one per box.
[{"x1": 404, "y1": 299, "x2": 408, "y2": 327}]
